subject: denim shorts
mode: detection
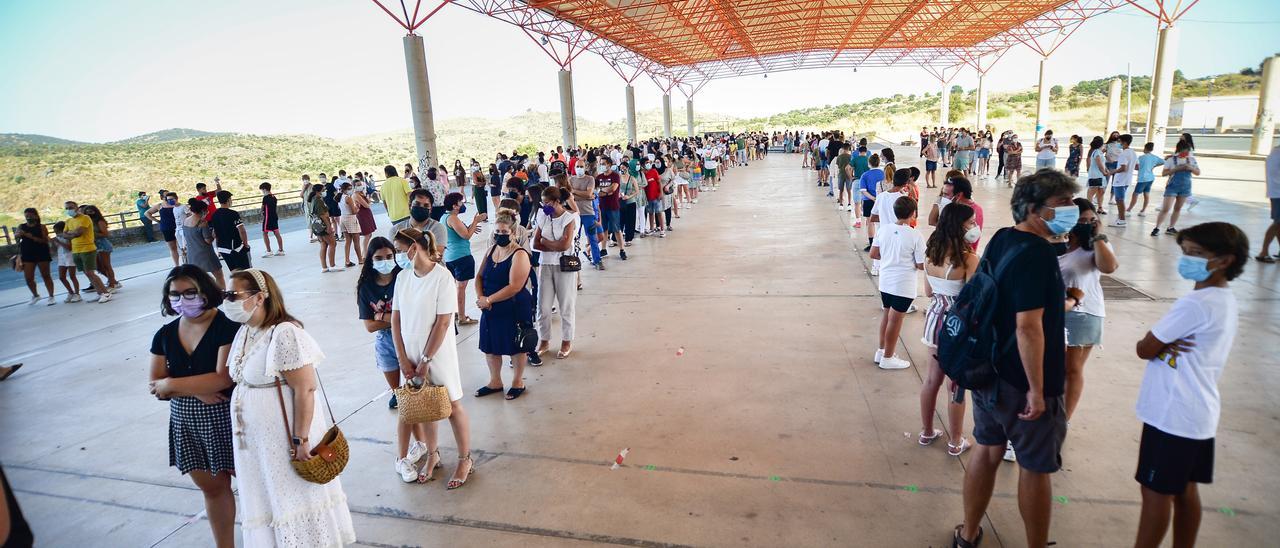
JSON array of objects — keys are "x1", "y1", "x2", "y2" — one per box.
[
  {"x1": 1164, "y1": 179, "x2": 1192, "y2": 197},
  {"x1": 1065, "y1": 311, "x2": 1103, "y2": 347},
  {"x1": 602, "y1": 209, "x2": 621, "y2": 232},
  {"x1": 1112, "y1": 185, "x2": 1128, "y2": 203},
  {"x1": 373, "y1": 329, "x2": 399, "y2": 373},
  {"x1": 646, "y1": 199, "x2": 663, "y2": 214},
  {"x1": 1134, "y1": 180, "x2": 1153, "y2": 194}
]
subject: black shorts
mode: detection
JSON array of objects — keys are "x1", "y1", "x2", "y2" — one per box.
[
  {"x1": 488, "y1": 186, "x2": 502, "y2": 197},
  {"x1": 263, "y1": 216, "x2": 279, "y2": 231},
  {"x1": 163, "y1": 227, "x2": 177, "y2": 242},
  {"x1": 862, "y1": 199, "x2": 875, "y2": 218},
  {"x1": 219, "y1": 249, "x2": 252, "y2": 271},
  {"x1": 972, "y1": 380, "x2": 1067, "y2": 473},
  {"x1": 1135, "y1": 423, "x2": 1213, "y2": 495},
  {"x1": 879, "y1": 292, "x2": 913, "y2": 313},
  {"x1": 446, "y1": 255, "x2": 475, "y2": 281},
  {"x1": 1088, "y1": 178, "x2": 1104, "y2": 188}
]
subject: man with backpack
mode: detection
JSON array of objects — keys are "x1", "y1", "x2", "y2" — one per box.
[{"x1": 952, "y1": 170, "x2": 1082, "y2": 548}]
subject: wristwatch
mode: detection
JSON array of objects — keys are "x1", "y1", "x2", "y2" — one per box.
[{"x1": 291, "y1": 436, "x2": 308, "y2": 446}]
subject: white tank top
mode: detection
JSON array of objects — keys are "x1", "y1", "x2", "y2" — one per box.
[{"x1": 926, "y1": 263, "x2": 965, "y2": 297}]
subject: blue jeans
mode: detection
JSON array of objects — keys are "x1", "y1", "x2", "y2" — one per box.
[{"x1": 578, "y1": 214, "x2": 602, "y2": 264}]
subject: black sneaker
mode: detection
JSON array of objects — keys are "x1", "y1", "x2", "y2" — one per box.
[
  {"x1": 1150, "y1": 228, "x2": 1160, "y2": 237},
  {"x1": 620, "y1": 250, "x2": 628, "y2": 260},
  {"x1": 601, "y1": 249, "x2": 608, "y2": 257},
  {"x1": 527, "y1": 351, "x2": 543, "y2": 367},
  {"x1": 388, "y1": 393, "x2": 398, "y2": 409},
  {"x1": 1166, "y1": 226, "x2": 1178, "y2": 235}
]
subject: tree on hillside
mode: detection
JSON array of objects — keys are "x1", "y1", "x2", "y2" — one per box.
[
  {"x1": 950, "y1": 85, "x2": 963, "y2": 95},
  {"x1": 1050, "y1": 85, "x2": 1064, "y2": 99}
]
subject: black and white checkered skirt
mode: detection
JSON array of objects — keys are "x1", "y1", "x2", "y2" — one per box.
[{"x1": 169, "y1": 396, "x2": 235, "y2": 476}]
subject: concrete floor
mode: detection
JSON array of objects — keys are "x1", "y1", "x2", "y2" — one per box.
[{"x1": 1, "y1": 151, "x2": 1278, "y2": 547}]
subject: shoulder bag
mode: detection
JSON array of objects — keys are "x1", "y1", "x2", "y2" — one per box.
[
  {"x1": 258, "y1": 325, "x2": 348, "y2": 484},
  {"x1": 558, "y1": 217, "x2": 582, "y2": 272}
]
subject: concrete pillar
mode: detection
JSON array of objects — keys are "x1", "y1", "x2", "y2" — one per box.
[
  {"x1": 625, "y1": 84, "x2": 637, "y2": 144},
  {"x1": 558, "y1": 69, "x2": 577, "y2": 149},
  {"x1": 1105, "y1": 78, "x2": 1123, "y2": 134},
  {"x1": 686, "y1": 99, "x2": 695, "y2": 137},
  {"x1": 402, "y1": 35, "x2": 438, "y2": 173},
  {"x1": 1036, "y1": 58, "x2": 1051, "y2": 139},
  {"x1": 975, "y1": 75, "x2": 988, "y2": 130},
  {"x1": 939, "y1": 82, "x2": 951, "y2": 126},
  {"x1": 662, "y1": 93, "x2": 673, "y2": 139},
  {"x1": 1251, "y1": 55, "x2": 1280, "y2": 155},
  {"x1": 1147, "y1": 26, "x2": 1179, "y2": 153}
]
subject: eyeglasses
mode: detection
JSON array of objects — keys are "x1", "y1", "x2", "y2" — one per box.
[
  {"x1": 167, "y1": 289, "x2": 202, "y2": 301},
  {"x1": 222, "y1": 290, "x2": 259, "y2": 302}
]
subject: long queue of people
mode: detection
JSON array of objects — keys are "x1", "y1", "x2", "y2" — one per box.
[
  {"x1": 131, "y1": 133, "x2": 768, "y2": 547},
  {"x1": 806, "y1": 127, "x2": 1256, "y2": 548}
]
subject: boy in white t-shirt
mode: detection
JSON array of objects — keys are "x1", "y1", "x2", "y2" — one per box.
[
  {"x1": 1109, "y1": 134, "x2": 1138, "y2": 227},
  {"x1": 869, "y1": 195, "x2": 923, "y2": 371},
  {"x1": 1132, "y1": 222, "x2": 1247, "y2": 548}
]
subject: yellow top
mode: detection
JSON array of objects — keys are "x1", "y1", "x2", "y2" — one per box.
[
  {"x1": 382, "y1": 176, "x2": 411, "y2": 222},
  {"x1": 66, "y1": 214, "x2": 96, "y2": 253}
]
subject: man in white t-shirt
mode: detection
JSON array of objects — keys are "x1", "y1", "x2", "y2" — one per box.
[
  {"x1": 1132, "y1": 222, "x2": 1245, "y2": 548},
  {"x1": 1261, "y1": 144, "x2": 1280, "y2": 261},
  {"x1": 1035, "y1": 130, "x2": 1059, "y2": 171},
  {"x1": 1109, "y1": 134, "x2": 1138, "y2": 227},
  {"x1": 869, "y1": 193, "x2": 923, "y2": 371},
  {"x1": 868, "y1": 169, "x2": 911, "y2": 276}
]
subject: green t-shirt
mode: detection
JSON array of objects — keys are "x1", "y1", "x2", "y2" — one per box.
[
  {"x1": 851, "y1": 154, "x2": 870, "y2": 178},
  {"x1": 835, "y1": 153, "x2": 851, "y2": 179}
]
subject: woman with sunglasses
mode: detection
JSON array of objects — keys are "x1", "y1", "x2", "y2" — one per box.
[
  {"x1": 358, "y1": 237, "x2": 436, "y2": 482},
  {"x1": 147, "y1": 265, "x2": 239, "y2": 548},
  {"x1": 225, "y1": 268, "x2": 356, "y2": 545},
  {"x1": 1058, "y1": 198, "x2": 1118, "y2": 423}
]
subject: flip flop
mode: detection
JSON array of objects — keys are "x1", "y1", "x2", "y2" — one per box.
[
  {"x1": 474, "y1": 386, "x2": 503, "y2": 398},
  {"x1": 505, "y1": 387, "x2": 525, "y2": 400}
]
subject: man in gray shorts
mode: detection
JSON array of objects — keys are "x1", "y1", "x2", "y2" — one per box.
[{"x1": 954, "y1": 170, "x2": 1079, "y2": 548}]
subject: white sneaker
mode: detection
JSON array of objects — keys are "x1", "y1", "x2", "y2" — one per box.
[
  {"x1": 68, "y1": 294, "x2": 83, "y2": 303},
  {"x1": 1003, "y1": 442, "x2": 1016, "y2": 462},
  {"x1": 395, "y1": 457, "x2": 419, "y2": 483},
  {"x1": 1137, "y1": 211, "x2": 1147, "y2": 217},
  {"x1": 262, "y1": 252, "x2": 274, "y2": 258},
  {"x1": 874, "y1": 349, "x2": 884, "y2": 364},
  {"x1": 658, "y1": 231, "x2": 666, "y2": 238},
  {"x1": 405, "y1": 441, "x2": 428, "y2": 464},
  {"x1": 46, "y1": 297, "x2": 56, "y2": 306},
  {"x1": 275, "y1": 251, "x2": 286, "y2": 256},
  {"x1": 28, "y1": 296, "x2": 39, "y2": 306},
  {"x1": 1111, "y1": 219, "x2": 1127, "y2": 227},
  {"x1": 321, "y1": 267, "x2": 330, "y2": 273},
  {"x1": 878, "y1": 356, "x2": 911, "y2": 370},
  {"x1": 97, "y1": 292, "x2": 113, "y2": 304},
  {"x1": 870, "y1": 267, "x2": 879, "y2": 276},
  {"x1": 906, "y1": 304, "x2": 918, "y2": 314}
]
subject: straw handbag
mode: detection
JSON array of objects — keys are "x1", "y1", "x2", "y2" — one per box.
[
  {"x1": 274, "y1": 371, "x2": 349, "y2": 484},
  {"x1": 395, "y1": 377, "x2": 452, "y2": 424}
]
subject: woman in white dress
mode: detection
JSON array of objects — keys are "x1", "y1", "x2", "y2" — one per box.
[
  {"x1": 390, "y1": 227, "x2": 475, "y2": 489},
  {"x1": 225, "y1": 268, "x2": 356, "y2": 546}
]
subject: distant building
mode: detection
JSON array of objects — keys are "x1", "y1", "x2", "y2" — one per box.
[{"x1": 1171, "y1": 95, "x2": 1258, "y2": 131}]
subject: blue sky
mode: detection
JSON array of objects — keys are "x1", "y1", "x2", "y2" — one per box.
[{"x1": 1, "y1": 0, "x2": 1277, "y2": 142}]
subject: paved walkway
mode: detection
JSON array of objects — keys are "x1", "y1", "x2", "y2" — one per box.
[{"x1": 1, "y1": 152, "x2": 1277, "y2": 547}]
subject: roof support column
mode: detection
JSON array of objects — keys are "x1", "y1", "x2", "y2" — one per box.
[
  {"x1": 662, "y1": 93, "x2": 673, "y2": 139},
  {"x1": 1036, "y1": 58, "x2": 1051, "y2": 140},
  {"x1": 558, "y1": 69, "x2": 578, "y2": 149},
  {"x1": 940, "y1": 82, "x2": 951, "y2": 127},
  {"x1": 1105, "y1": 78, "x2": 1123, "y2": 135},
  {"x1": 1146, "y1": 26, "x2": 1179, "y2": 153},
  {"x1": 403, "y1": 34, "x2": 438, "y2": 172},
  {"x1": 686, "y1": 99, "x2": 695, "y2": 138},
  {"x1": 625, "y1": 84, "x2": 637, "y2": 144},
  {"x1": 975, "y1": 74, "x2": 988, "y2": 130},
  {"x1": 1251, "y1": 55, "x2": 1280, "y2": 155}
]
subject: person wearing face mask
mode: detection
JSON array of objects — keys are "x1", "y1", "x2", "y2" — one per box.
[
  {"x1": 532, "y1": 187, "x2": 580, "y2": 359},
  {"x1": 928, "y1": 175, "x2": 984, "y2": 250},
  {"x1": 147, "y1": 265, "x2": 239, "y2": 548},
  {"x1": 148, "y1": 191, "x2": 183, "y2": 266},
  {"x1": 223, "y1": 268, "x2": 356, "y2": 544},
  {"x1": 258, "y1": 183, "x2": 285, "y2": 258},
  {"x1": 919, "y1": 204, "x2": 980, "y2": 457},
  {"x1": 954, "y1": 170, "x2": 1083, "y2": 548},
  {"x1": 182, "y1": 199, "x2": 226, "y2": 289},
  {"x1": 356, "y1": 237, "x2": 436, "y2": 482},
  {"x1": 352, "y1": 178, "x2": 377, "y2": 252},
  {"x1": 568, "y1": 161, "x2": 603, "y2": 268},
  {"x1": 641, "y1": 159, "x2": 665, "y2": 237},
  {"x1": 1132, "y1": 222, "x2": 1246, "y2": 548},
  {"x1": 423, "y1": 168, "x2": 448, "y2": 221},
  {"x1": 1056, "y1": 198, "x2": 1118, "y2": 426},
  {"x1": 338, "y1": 182, "x2": 365, "y2": 268},
  {"x1": 443, "y1": 192, "x2": 486, "y2": 326},
  {"x1": 308, "y1": 183, "x2": 339, "y2": 274},
  {"x1": 15, "y1": 208, "x2": 56, "y2": 306},
  {"x1": 391, "y1": 228, "x2": 475, "y2": 489},
  {"x1": 1003, "y1": 134, "x2": 1023, "y2": 188},
  {"x1": 475, "y1": 212, "x2": 536, "y2": 400}
]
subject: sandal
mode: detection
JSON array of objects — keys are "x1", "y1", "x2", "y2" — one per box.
[
  {"x1": 918, "y1": 430, "x2": 943, "y2": 446},
  {"x1": 505, "y1": 387, "x2": 525, "y2": 400},
  {"x1": 556, "y1": 346, "x2": 572, "y2": 359},
  {"x1": 457, "y1": 316, "x2": 478, "y2": 326},
  {"x1": 447, "y1": 453, "x2": 475, "y2": 490},
  {"x1": 948, "y1": 437, "x2": 972, "y2": 457},
  {"x1": 419, "y1": 450, "x2": 442, "y2": 483},
  {"x1": 1255, "y1": 255, "x2": 1276, "y2": 264},
  {"x1": 952, "y1": 524, "x2": 983, "y2": 548},
  {"x1": 475, "y1": 385, "x2": 503, "y2": 398}
]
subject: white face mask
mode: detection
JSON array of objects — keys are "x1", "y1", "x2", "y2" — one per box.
[
  {"x1": 963, "y1": 226, "x2": 982, "y2": 244},
  {"x1": 939, "y1": 196, "x2": 952, "y2": 208},
  {"x1": 221, "y1": 296, "x2": 259, "y2": 324}
]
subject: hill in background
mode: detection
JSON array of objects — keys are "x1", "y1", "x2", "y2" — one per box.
[{"x1": 0, "y1": 68, "x2": 1263, "y2": 225}]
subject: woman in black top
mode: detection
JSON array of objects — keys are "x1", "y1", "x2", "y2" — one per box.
[
  {"x1": 147, "y1": 265, "x2": 238, "y2": 548},
  {"x1": 15, "y1": 208, "x2": 55, "y2": 306}
]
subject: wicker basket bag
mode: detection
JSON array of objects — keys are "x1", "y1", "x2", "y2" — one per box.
[
  {"x1": 395, "y1": 377, "x2": 452, "y2": 424},
  {"x1": 274, "y1": 374, "x2": 349, "y2": 484}
]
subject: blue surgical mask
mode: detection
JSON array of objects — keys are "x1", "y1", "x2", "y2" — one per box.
[
  {"x1": 458, "y1": 204, "x2": 467, "y2": 215},
  {"x1": 1041, "y1": 205, "x2": 1079, "y2": 235},
  {"x1": 372, "y1": 259, "x2": 396, "y2": 274},
  {"x1": 394, "y1": 252, "x2": 413, "y2": 270},
  {"x1": 1177, "y1": 255, "x2": 1214, "y2": 282},
  {"x1": 542, "y1": 204, "x2": 555, "y2": 216}
]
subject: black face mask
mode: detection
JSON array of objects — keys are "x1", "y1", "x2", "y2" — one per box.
[
  {"x1": 494, "y1": 234, "x2": 512, "y2": 247},
  {"x1": 1052, "y1": 242, "x2": 1070, "y2": 256},
  {"x1": 410, "y1": 205, "x2": 431, "y2": 222},
  {"x1": 1071, "y1": 223, "x2": 1096, "y2": 250}
]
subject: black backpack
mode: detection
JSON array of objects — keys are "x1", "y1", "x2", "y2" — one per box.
[{"x1": 936, "y1": 239, "x2": 1029, "y2": 390}]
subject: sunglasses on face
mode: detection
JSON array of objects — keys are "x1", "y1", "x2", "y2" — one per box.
[{"x1": 222, "y1": 290, "x2": 259, "y2": 302}]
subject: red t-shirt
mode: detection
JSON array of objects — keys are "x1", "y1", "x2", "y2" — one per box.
[
  {"x1": 197, "y1": 191, "x2": 218, "y2": 221},
  {"x1": 596, "y1": 172, "x2": 621, "y2": 210},
  {"x1": 644, "y1": 169, "x2": 662, "y2": 201}
]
